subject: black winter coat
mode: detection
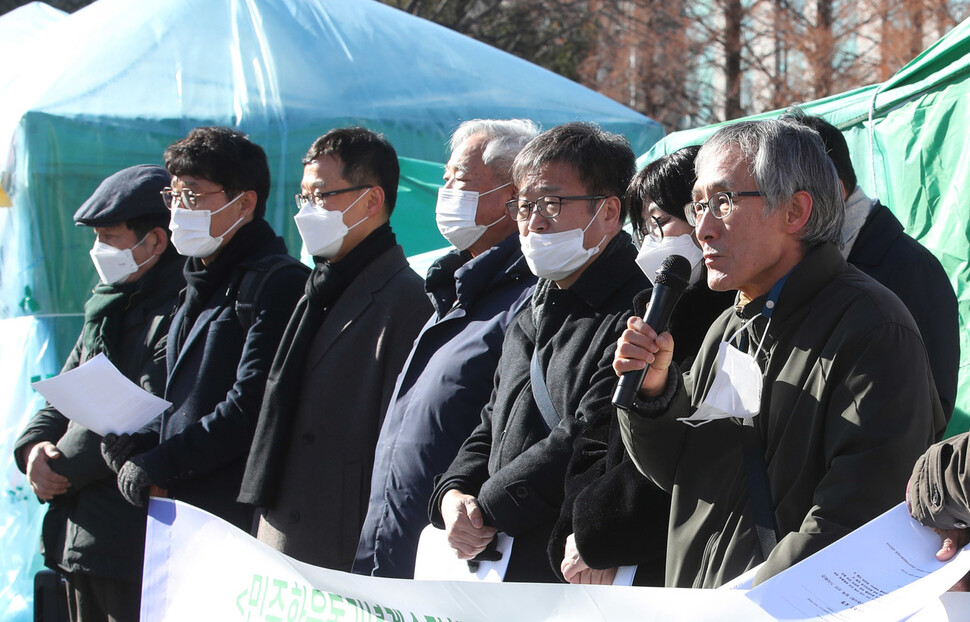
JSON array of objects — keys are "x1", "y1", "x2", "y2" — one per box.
[
  {"x1": 139, "y1": 221, "x2": 307, "y2": 530},
  {"x1": 14, "y1": 251, "x2": 184, "y2": 581},
  {"x1": 847, "y1": 201, "x2": 959, "y2": 424},
  {"x1": 429, "y1": 231, "x2": 649, "y2": 582},
  {"x1": 548, "y1": 280, "x2": 736, "y2": 585}
]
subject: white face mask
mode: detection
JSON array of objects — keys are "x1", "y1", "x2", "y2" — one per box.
[
  {"x1": 170, "y1": 192, "x2": 245, "y2": 258},
  {"x1": 294, "y1": 188, "x2": 370, "y2": 259},
  {"x1": 519, "y1": 200, "x2": 607, "y2": 281},
  {"x1": 678, "y1": 316, "x2": 767, "y2": 427},
  {"x1": 89, "y1": 235, "x2": 153, "y2": 285},
  {"x1": 635, "y1": 233, "x2": 704, "y2": 287},
  {"x1": 435, "y1": 183, "x2": 511, "y2": 251}
]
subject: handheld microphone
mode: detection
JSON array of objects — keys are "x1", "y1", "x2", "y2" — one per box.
[{"x1": 612, "y1": 254, "x2": 692, "y2": 411}]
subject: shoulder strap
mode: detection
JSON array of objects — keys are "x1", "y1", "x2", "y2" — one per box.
[
  {"x1": 742, "y1": 424, "x2": 778, "y2": 561},
  {"x1": 234, "y1": 254, "x2": 308, "y2": 331},
  {"x1": 530, "y1": 346, "x2": 561, "y2": 433}
]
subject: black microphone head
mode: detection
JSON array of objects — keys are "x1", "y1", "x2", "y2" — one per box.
[{"x1": 654, "y1": 254, "x2": 692, "y2": 291}]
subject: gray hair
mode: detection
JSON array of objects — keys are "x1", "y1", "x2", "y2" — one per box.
[
  {"x1": 696, "y1": 119, "x2": 844, "y2": 248},
  {"x1": 450, "y1": 119, "x2": 540, "y2": 180}
]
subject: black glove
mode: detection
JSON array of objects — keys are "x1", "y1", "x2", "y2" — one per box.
[
  {"x1": 467, "y1": 535, "x2": 503, "y2": 572},
  {"x1": 101, "y1": 433, "x2": 138, "y2": 473},
  {"x1": 117, "y1": 454, "x2": 152, "y2": 509}
]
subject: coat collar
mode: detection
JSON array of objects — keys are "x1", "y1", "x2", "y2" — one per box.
[
  {"x1": 425, "y1": 233, "x2": 532, "y2": 317},
  {"x1": 846, "y1": 201, "x2": 903, "y2": 267},
  {"x1": 738, "y1": 242, "x2": 846, "y2": 327},
  {"x1": 301, "y1": 245, "x2": 410, "y2": 372}
]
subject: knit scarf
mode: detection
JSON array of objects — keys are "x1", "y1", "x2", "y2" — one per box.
[
  {"x1": 80, "y1": 281, "x2": 137, "y2": 361},
  {"x1": 841, "y1": 186, "x2": 876, "y2": 258},
  {"x1": 239, "y1": 223, "x2": 396, "y2": 506}
]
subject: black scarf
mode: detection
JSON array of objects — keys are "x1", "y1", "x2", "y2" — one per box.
[
  {"x1": 177, "y1": 219, "x2": 276, "y2": 347},
  {"x1": 80, "y1": 281, "x2": 137, "y2": 361},
  {"x1": 239, "y1": 223, "x2": 396, "y2": 506}
]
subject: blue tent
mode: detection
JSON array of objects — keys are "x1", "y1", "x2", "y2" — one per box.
[{"x1": 0, "y1": 1, "x2": 662, "y2": 619}]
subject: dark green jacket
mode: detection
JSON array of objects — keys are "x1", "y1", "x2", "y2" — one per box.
[
  {"x1": 619, "y1": 242, "x2": 946, "y2": 588},
  {"x1": 14, "y1": 251, "x2": 184, "y2": 581}
]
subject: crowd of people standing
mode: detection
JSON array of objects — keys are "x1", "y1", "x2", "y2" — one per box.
[{"x1": 14, "y1": 110, "x2": 964, "y2": 622}]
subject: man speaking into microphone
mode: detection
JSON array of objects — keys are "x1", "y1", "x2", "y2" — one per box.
[{"x1": 614, "y1": 119, "x2": 945, "y2": 588}]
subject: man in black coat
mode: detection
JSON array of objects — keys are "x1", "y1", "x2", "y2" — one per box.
[
  {"x1": 101, "y1": 127, "x2": 307, "y2": 531},
  {"x1": 428, "y1": 122, "x2": 650, "y2": 582},
  {"x1": 784, "y1": 108, "x2": 959, "y2": 425},
  {"x1": 15, "y1": 165, "x2": 184, "y2": 622}
]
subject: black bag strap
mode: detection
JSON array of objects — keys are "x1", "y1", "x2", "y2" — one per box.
[
  {"x1": 530, "y1": 346, "x2": 560, "y2": 433},
  {"x1": 233, "y1": 254, "x2": 309, "y2": 330},
  {"x1": 742, "y1": 423, "x2": 778, "y2": 561}
]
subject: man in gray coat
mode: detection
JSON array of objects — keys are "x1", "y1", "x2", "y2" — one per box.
[{"x1": 239, "y1": 127, "x2": 431, "y2": 571}]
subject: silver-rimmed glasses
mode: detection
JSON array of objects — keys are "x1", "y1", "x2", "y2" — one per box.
[
  {"x1": 161, "y1": 187, "x2": 228, "y2": 210},
  {"x1": 684, "y1": 191, "x2": 763, "y2": 226}
]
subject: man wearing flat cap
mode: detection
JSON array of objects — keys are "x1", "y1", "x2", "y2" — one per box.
[{"x1": 14, "y1": 164, "x2": 185, "y2": 622}]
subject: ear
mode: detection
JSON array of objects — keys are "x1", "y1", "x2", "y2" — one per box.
[
  {"x1": 237, "y1": 189, "x2": 258, "y2": 219},
  {"x1": 364, "y1": 186, "x2": 387, "y2": 219},
  {"x1": 149, "y1": 226, "x2": 169, "y2": 256},
  {"x1": 601, "y1": 195, "x2": 622, "y2": 228},
  {"x1": 784, "y1": 190, "x2": 813, "y2": 235},
  {"x1": 503, "y1": 183, "x2": 517, "y2": 204}
]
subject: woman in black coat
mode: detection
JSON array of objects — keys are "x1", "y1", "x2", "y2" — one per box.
[{"x1": 549, "y1": 146, "x2": 737, "y2": 585}]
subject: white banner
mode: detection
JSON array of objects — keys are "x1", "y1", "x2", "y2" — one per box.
[{"x1": 142, "y1": 499, "x2": 970, "y2": 622}]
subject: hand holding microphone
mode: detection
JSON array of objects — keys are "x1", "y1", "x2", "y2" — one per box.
[{"x1": 612, "y1": 254, "x2": 691, "y2": 410}]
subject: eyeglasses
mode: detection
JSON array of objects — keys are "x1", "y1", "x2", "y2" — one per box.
[
  {"x1": 641, "y1": 215, "x2": 664, "y2": 243},
  {"x1": 505, "y1": 195, "x2": 607, "y2": 221},
  {"x1": 160, "y1": 187, "x2": 228, "y2": 210},
  {"x1": 684, "y1": 191, "x2": 763, "y2": 226},
  {"x1": 294, "y1": 185, "x2": 373, "y2": 210}
]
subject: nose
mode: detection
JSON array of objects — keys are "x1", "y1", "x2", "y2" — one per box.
[
  {"x1": 694, "y1": 205, "x2": 719, "y2": 242},
  {"x1": 527, "y1": 208, "x2": 549, "y2": 233}
]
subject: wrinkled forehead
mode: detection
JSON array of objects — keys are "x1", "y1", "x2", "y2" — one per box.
[{"x1": 693, "y1": 147, "x2": 754, "y2": 196}]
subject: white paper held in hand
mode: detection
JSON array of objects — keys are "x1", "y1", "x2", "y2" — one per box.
[{"x1": 31, "y1": 353, "x2": 171, "y2": 436}]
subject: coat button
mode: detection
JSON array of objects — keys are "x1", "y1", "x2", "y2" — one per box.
[
  {"x1": 956, "y1": 521, "x2": 968, "y2": 529},
  {"x1": 290, "y1": 511, "x2": 301, "y2": 523},
  {"x1": 515, "y1": 486, "x2": 529, "y2": 499},
  {"x1": 303, "y1": 432, "x2": 315, "y2": 444}
]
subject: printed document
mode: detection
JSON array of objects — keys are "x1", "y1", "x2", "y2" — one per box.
[
  {"x1": 746, "y1": 502, "x2": 970, "y2": 620},
  {"x1": 31, "y1": 352, "x2": 170, "y2": 436}
]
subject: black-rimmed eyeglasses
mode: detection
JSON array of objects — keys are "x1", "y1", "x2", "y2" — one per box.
[
  {"x1": 505, "y1": 195, "x2": 607, "y2": 221},
  {"x1": 294, "y1": 185, "x2": 373, "y2": 210}
]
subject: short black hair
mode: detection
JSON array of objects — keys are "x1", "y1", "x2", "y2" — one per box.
[
  {"x1": 512, "y1": 122, "x2": 635, "y2": 224},
  {"x1": 126, "y1": 212, "x2": 171, "y2": 241},
  {"x1": 781, "y1": 106, "x2": 857, "y2": 193},
  {"x1": 303, "y1": 127, "x2": 400, "y2": 214},
  {"x1": 627, "y1": 146, "x2": 700, "y2": 244},
  {"x1": 163, "y1": 126, "x2": 271, "y2": 219}
]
